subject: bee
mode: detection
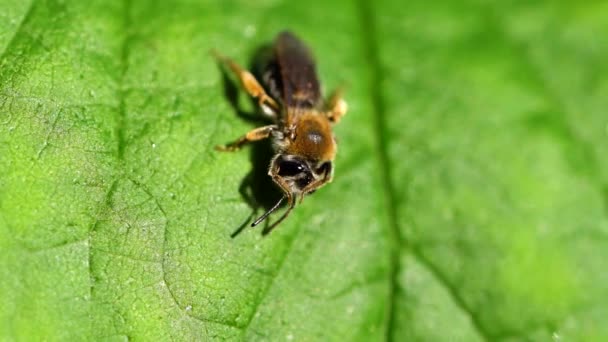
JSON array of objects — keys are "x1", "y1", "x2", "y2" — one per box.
[{"x1": 214, "y1": 31, "x2": 347, "y2": 233}]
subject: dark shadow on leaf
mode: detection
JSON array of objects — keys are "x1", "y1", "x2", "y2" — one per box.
[{"x1": 214, "y1": 45, "x2": 284, "y2": 238}]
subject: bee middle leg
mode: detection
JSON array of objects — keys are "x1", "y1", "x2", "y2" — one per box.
[{"x1": 215, "y1": 125, "x2": 277, "y2": 152}]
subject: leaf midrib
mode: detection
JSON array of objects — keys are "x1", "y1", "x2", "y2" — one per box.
[{"x1": 354, "y1": 1, "x2": 403, "y2": 341}]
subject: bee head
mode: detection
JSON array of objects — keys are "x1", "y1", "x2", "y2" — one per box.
[{"x1": 272, "y1": 155, "x2": 332, "y2": 195}]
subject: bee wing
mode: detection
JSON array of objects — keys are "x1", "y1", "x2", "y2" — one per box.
[{"x1": 274, "y1": 31, "x2": 322, "y2": 109}]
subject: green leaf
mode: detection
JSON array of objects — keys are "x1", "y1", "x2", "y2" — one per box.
[{"x1": 1, "y1": 0, "x2": 606, "y2": 340}]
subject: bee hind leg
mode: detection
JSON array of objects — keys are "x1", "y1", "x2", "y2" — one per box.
[
  {"x1": 212, "y1": 50, "x2": 280, "y2": 117},
  {"x1": 215, "y1": 125, "x2": 277, "y2": 152}
]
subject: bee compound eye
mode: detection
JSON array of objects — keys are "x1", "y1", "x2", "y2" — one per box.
[{"x1": 277, "y1": 159, "x2": 306, "y2": 177}]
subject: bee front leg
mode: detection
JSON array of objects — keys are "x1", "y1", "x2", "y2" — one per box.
[
  {"x1": 325, "y1": 88, "x2": 348, "y2": 124},
  {"x1": 215, "y1": 125, "x2": 277, "y2": 152},
  {"x1": 212, "y1": 51, "x2": 280, "y2": 117}
]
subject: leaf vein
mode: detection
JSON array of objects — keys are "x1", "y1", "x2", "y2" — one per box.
[
  {"x1": 409, "y1": 246, "x2": 491, "y2": 341},
  {"x1": 0, "y1": 0, "x2": 36, "y2": 67},
  {"x1": 240, "y1": 227, "x2": 304, "y2": 337},
  {"x1": 356, "y1": 1, "x2": 402, "y2": 341}
]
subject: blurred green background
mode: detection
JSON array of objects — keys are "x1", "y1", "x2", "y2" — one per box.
[{"x1": 1, "y1": 0, "x2": 607, "y2": 340}]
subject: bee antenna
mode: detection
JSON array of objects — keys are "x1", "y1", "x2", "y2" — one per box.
[
  {"x1": 252, "y1": 195, "x2": 286, "y2": 227},
  {"x1": 261, "y1": 198, "x2": 296, "y2": 235}
]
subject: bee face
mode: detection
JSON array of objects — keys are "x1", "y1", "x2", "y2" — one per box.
[{"x1": 272, "y1": 154, "x2": 333, "y2": 196}]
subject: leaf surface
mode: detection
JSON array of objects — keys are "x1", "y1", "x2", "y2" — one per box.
[{"x1": 1, "y1": 0, "x2": 607, "y2": 340}]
